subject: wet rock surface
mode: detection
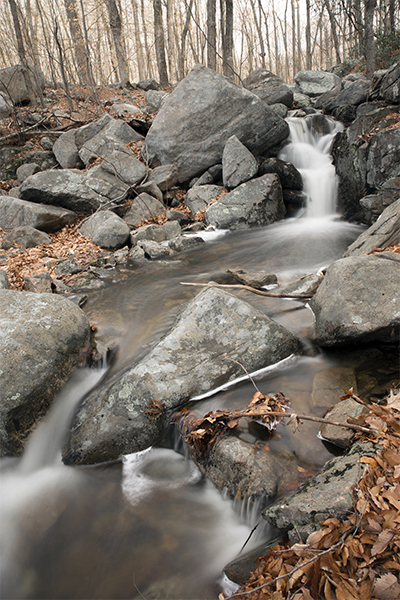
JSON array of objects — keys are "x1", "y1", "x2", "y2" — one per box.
[
  {"x1": 0, "y1": 290, "x2": 90, "y2": 456},
  {"x1": 63, "y1": 287, "x2": 302, "y2": 465}
]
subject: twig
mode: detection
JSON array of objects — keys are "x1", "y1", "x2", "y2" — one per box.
[
  {"x1": 226, "y1": 528, "x2": 355, "y2": 599},
  {"x1": 227, "y1": 358, "x2": 261, "y2": 393},
  {"x1": 180, "y1": 281, "x2": 314, "y2": 299}
]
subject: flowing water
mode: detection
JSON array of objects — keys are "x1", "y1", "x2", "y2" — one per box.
[{"x1": 1, "y1": 116, "x2": 398, "y2": 599}]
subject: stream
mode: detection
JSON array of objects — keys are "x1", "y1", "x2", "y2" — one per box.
[{"x1": 1, "y1": 116, "x2": 398, "y2": 599}]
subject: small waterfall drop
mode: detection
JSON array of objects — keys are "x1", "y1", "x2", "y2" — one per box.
[{"x1": 279, "y1": 115, "x2": 343, "y2": 218}]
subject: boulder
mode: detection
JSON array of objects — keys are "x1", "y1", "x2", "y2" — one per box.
[
  {"x1": 136, "y1": 239, "x2": 174, "y2": 259},
  {"x1": 309, "y1": 253, "x2": 400, "y2": 346},
  {"x1": 16, "y1": 163, "x2": 40, "y2": 184},
  {"x1": 259, "y1": 158, "x2": 303, "y2": 190},
  {"x1": 148, "y1": 164, "x2": 179, "y2": 191},
  {"x1": 130, "y1": 221, "x2": 181, "y2": 245},
  {"x1": 0, "y1": 93, "x2": 12, "y2": 119},
  {"x1": 227, "y1": 269, "x2": 278, "y2": 288},
  {"x1": 166, "y1": 210, "x2": 190, "y2": 226},
  {"x1": 168, "y1": 235, "x2": 205, "y2": 252},
  {"x1": 19, "y1": 170, "x2": 108, "y2": 215},
  {"x1": 0, "y1": 196, "x2": 78, "y2": 233},
  {"x1": 136, "y1": 78, "x2": 161, "y2": 91},
  {"x1": 79, "y1": 210, "x2": 130, "y2": 249},
  {"x1": 359, "y1": 190, "x2": 399, "y2": 224},
  {"x1": 145, "y1": 90, "x2": 168, "y2": 109},
  {"x1": 311, "y1": 367, "x2": 358, "y2": 409},
  {"x1": 294, "y1": 70, "x2": 341, "y2": 97},
  {"x1": 380, "y1": 60, "x2": 400, "y2": 103},
  {"x1": 0, "y1": 270, "x2": 9, "y2": 289},
  {"x1": 124, "y1": 193, "x2": 166, "y2": 228},
  {"x1": 142, "y1": 65, "x2": 289, "y2": 183},
  {"x1": 270, "y1": 103, "x2": 288, "y2": 118},
  {"x1": 185, "y1": 185, "x2": 225, "y2": 216},
  {"x1": 78, "y1": 118, "x2": 143, "y2": 167},
  {"x1": 282, "y1": 190, "x2": 307, "y2": 216},
  {"x1": 23, "y1": 271, "x2": 53, "y2": 293},
  {"x1": 263, "y1": 441, "x2": 378, "y2": 542},
  {"x1": 63, "y1": 287, "x2": 302, "y2": 465},
  {"x1": 0, "y1": 290, "x2": 90, "y2": 456},
  {"x1": 134, "y1": 181, "x2": 163, "y2": 203},
  {"x1": 293, "y1": 92, "x2": 312, "y2": 108},
  {"x1": 84, "y1": 163, "x2": 129, "y2": 202},
  {"x1": 319, "y1": 397, "x2": 369, "y2": 449},
  {"x1": 39, "y1": 137, "x2": 54, "y2": 151},
  {"x1": 3, "y1": 226, "x2": 51, "y2": 248},
  {"x1": 192, "y1": 434, "x2": 297, "y2": 501},
  {"x1": 344, "y1": 198, "x2": 400, "y2": 256},
  {"x1": 52, "y1": 129, "x2": 83, "y2": 169},
  {"x1": 366, "y1": 127, "x2": 400, "y2": 188},
  {"x1": 327, "y1": 79, "x2": 371, "y2": 109},
  {"x1": 222, "y1": 135, "x2": 259, "y2": 188},
  {"x1": 0, "y1": 64, "x2": 44, "y2": 105},
  {"x1": 109, "y1": 103, "x2": 143, "y2": 117},
  {"x1": 243, "y1": 69, "x2": 293, "y2": 108},
  {"x1": 205, "y1": 174, "x2": 285, "y2": 229},
  {"x1": 277, "y1": 273, "x2": 323, "y2": 297}
]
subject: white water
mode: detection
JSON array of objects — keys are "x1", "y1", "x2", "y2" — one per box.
[{"x1": 279, "y1": 115, "x2": 344, "y2": 217}]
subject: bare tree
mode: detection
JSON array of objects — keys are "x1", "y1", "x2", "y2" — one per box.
[
  {"x1": 106, "y1": 0, "x2": 129, "y2": 86},
  {"x1": 207, "y1": 0, "x2": 217, "y2": 70},
  {"x1": 153, "y1": 0, "x2": 169, "y2": 87},
  {"x1": 63, "y1": 0, "x2": 91, "y2": 86}
]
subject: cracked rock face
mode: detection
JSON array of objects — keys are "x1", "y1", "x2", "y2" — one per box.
[{"x1": 63, "y1": 287, "x2": 302, "y2": 465}]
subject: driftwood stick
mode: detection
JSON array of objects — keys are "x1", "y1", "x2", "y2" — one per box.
[
  {"x1": 180, "y1": 281, "x2": 314, "y2": 299},
  {"x1": 235, "y1": 410, "x2": 374, "y2": 435}
]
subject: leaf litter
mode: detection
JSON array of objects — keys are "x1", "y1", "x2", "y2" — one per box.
[{"x1": 212, "y1": 387, "x2": 400, "y2": 600}]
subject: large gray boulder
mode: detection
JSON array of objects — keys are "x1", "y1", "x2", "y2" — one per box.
[
  {"x1": 294, "y1": 70, "x2": 341, "y2": 97},
  {"x1": 19, "y1": 166, "x2": 132, "y2": 215},
  {"x1": 0, "y1": 195, "x2": 77, "y2": 232},
  {"x1": 19, "y1": 170, "x2": 106, "y2": 214},
  {"x1": 79, "y1": 210, "x2": 130, "y2": 249},
  {"x1": 79, "y1": 118, "x2": 143, "y2": 168},
  {"x1": 142, "y1": 65, "x2": 289, "y2": 183},
  {"x1": 222, "y1": 135, "x2": 259, "y2": 188},
  {"x1": 380, "y1": 60, "x2": 400, "y2": 103},
  {"x1": 63, "y1": 287, "x2": 302, "y2": 465},
  {"x1": 205, "y1": 174, "x2": 285, "y2": 229},
  {"x1": 344, "y1": 198, "x2": 400, "y2": 255},
  {"x1": 327, "y1": 78, "x2": 371, "y2": 109},
  {"x1": 366, "y1": 127, "x2": 400, "y2": 188},
  {"x1": 310, "y1": 253, "x2": 400, "y2": 346},
  {"x1": 0, "y1": 290, "x2": 90, "y2": 456},
  {"x1": 52, "y1": 129, "x2": 84, "y2": 169},
  {"x1": 0, "y1": 92, "x2": 12, "y2": 119},
  {"x1": 3, "y1": 226, "x2": 51, "y2": 248},
  {"x1": 97, "y1": 149, "x2": 147, "y2": 186},
  {"x1": 243, "y1": 68, "x2": 293, "y2": 108},
  {"x1": 0, "y1": 64, "x2": 44, "y2": 104}
]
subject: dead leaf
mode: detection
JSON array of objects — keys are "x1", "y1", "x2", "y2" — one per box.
[
  {"x1": 371, "y1": 529, "x2": 396, "y2": 556},
  {"x1": 373, "y1": 572, "x2": 400, "y2": 600}
]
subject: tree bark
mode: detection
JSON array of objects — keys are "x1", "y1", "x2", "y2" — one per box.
[
  {"x1": 221, "y1": 0, "x2": 234, "y2": 77},
  {"x1": 306, "y1": 0, "x2": 312, "y2": 69},
  {"x1": 207, "y1": 0, "x2": 217, "y2": 70},
  {"x1": 178, "y1": 0, "x2": 193, "y2": 80},
  {"x1": 63, "y1": 0, "x2": 91, "y2": 86},
  {"x1": 106, "y1": 0, "x2": 129, "y2": 86},
  {"x1": 153, "y1": 0, "x2": 169, "y2": 87},
  {"x1": 364, "y1": 0, "x2": 377, "y2": 78}
]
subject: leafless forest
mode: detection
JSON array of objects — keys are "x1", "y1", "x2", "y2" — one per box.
[{"x1": 0, "y1": 0, "x2": 399, "y2": 91}]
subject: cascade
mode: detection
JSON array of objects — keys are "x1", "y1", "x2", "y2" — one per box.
[{"x1": 279, "y1": 115, "x2": 343, "y2": 218}]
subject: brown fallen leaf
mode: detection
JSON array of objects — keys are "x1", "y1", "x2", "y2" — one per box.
[{"x1": 373, "y1": 572, "x2": 400, "y2": 600}]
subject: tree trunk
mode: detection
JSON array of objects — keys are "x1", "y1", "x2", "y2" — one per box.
[
  {"x1": 107, "y1": 0, "x2": 129, "y2": 86},
  {"x1": 63, "y1": 0, "x2": 91, "y2": 86},
  {"x1": 140, "y1": 0, "x2": 153, "y2": 78},
  {"x1": 324, "y1": 0, "x2": 342, "y2": 64},
  {"x1": 153, "y1": 0, "x2": 169, "y2": 87},
  {"x1": 306, "y1": 0, "x2": 312, "y2": 69},
  {"x1": 130, "y1": 0, "x2": 145, "y2": 81},
  {"x1": 364, "y1": 0, "x2": 376, "y2": 78},
  {"x1": 207, "y1": 0, "x2": 217, "y2": 70},
  {"x1": 178, "y1": 0, "x2": 193, "y2": 80},
  {"x1": 221, "y1": 0, "x2": 234, "y2": 77},
  {"x1": 250, "y1": 0, "x2": 266, "y2": 69}
]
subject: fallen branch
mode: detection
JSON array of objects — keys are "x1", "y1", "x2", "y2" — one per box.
[{"x1": 180, "y1": 281, "x2": 314, "y2": 299}]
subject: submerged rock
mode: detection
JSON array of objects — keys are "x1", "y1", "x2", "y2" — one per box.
[
  {"x1": 63, "y1": 287, "x2": 302, "y2": 465},
  {"x1": 0, "y1": 290, "x2": 90, "y2": 456}
]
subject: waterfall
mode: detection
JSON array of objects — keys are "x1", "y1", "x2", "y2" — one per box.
[{"x1": 279, "y1": 115, "x2": 344, "y2": 218}]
